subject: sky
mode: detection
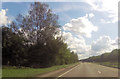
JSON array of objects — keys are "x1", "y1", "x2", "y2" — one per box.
[{"x1": 0, "y1": 0, "x2": 119, "y2": 60}]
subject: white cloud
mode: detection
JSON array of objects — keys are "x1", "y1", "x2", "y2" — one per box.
[
  {"x1": 63, "y1": 33, "x2": 118, "y2": 59},
  {"x1": 77, "y1": 53, "x2": 90, "y2": 60},
  {"x1": 88, "y1": 13, "x2": 94, "y2": 18},
  {"x1": 91, "y1": 36, "x2": 118, "y2": 56},
  {"x1": 62, "y1": 14, "x2": 98, "y2": 60},
  {"x1": 62, "y1": 14, "x2": 98, "y2": 38},
  {"x1": 0, "y1": 9, "x2": 11, "y2": 25},
  {"x1": 62, "y1": 18, "x2": 117, "y2": 59},
  {"x1": 83, "y1": 0, "x2": 119, "y2": 23},
  {"x1": 62, "y1": 31, "x2": 91, "y2": 60},
  {"x1": 53, "y1": 4, "x2": 85, "y2": 13},
  {"x1": 100, "y1": 19, "x2": 111, "y2": 24}
]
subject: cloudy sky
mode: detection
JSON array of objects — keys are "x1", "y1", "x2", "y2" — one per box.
[{"x1": 1, "y1": 0, "x2": 119, "y2": 60}]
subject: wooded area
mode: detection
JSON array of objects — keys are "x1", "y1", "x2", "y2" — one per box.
[
  {"x1": 2, "y1": 2, "x2": 78, "y2": 68},
  {"x1": 82, "y1": 49, "x2": 119, "y2": 63}
]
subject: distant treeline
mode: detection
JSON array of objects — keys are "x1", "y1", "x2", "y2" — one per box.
[
  {"x1": 82, "y1": 49, "x2": 120, "y2": 62},
  {"x1": 2, "y1": 2, "x2": 78, "y2": 68}
]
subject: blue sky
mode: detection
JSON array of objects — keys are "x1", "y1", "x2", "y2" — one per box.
[{"x1": 1, "y1": 1, "x2": 118, "y2": 59}]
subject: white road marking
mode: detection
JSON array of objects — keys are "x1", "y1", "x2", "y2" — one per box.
[
  {"x1": 98, "y1": 71, "x2": 101, "y2": 74},
  {"x1": 56, "y1": 64, "x2": 79, "y2": 79}
]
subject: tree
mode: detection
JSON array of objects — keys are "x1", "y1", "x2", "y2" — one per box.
[
  {"x1": 2, "y1": 2, "x2": 78, "y2": 68},
  {"x1": 13, "y1": 2, "x2": 59, "y2": 45},
  {"x1": 82, "y1": 49, "x2": 119, "y2": 62},
  {"x1": 2, "y1": 26, "x2": 26, "y2": 66}
]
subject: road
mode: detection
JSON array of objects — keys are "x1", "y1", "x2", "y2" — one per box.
[{"x1": 38, "y1": 62, "x2": 118, "y2": 78}]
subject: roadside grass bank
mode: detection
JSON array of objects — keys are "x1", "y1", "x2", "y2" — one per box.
[
  {"x1": 95, "y1": 62, "x2": 119, "y2": 69},
  {"x1": 2, "y1": 62, "x2": 79, "y2": 77}
]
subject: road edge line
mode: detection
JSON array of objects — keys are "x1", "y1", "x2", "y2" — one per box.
[{"x1": 56, "y1": 64, "x2": 80, "y2": 78}]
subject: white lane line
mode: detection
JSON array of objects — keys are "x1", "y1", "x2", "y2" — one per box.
[
  {"x1": 56, "y1": 64, "x2": 79, "y2": 78},
  {"x1": 98, "y1": 71, "x2": 101, "y2": 74}
]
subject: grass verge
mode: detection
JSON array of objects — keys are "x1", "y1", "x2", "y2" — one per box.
[
  {"x1": 2, "y1": 62, "x2": 79, "y2": 77},
  {"x1": 95, "y1": 62, "x2": 119, "y2": 68}
]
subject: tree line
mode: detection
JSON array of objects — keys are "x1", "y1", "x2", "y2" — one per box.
[
  {"x1": 2, "y1": 2, "x2": 78, "y2": 68},
  {"x1": 82, "y1": 49, "x2": 119, "y2": 63}
]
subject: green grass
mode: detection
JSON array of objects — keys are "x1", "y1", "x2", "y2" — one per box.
[
  {"x1": 2, "y1": 63, "x2": 79, "y2": 77},
  {"x1": 96, "y1": 62, "x2": 119, "y2": 68}
]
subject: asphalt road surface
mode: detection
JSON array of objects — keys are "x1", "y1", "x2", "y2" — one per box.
[{"x1": 38, "y1": 62, "x2": 118, "y2": 77}]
